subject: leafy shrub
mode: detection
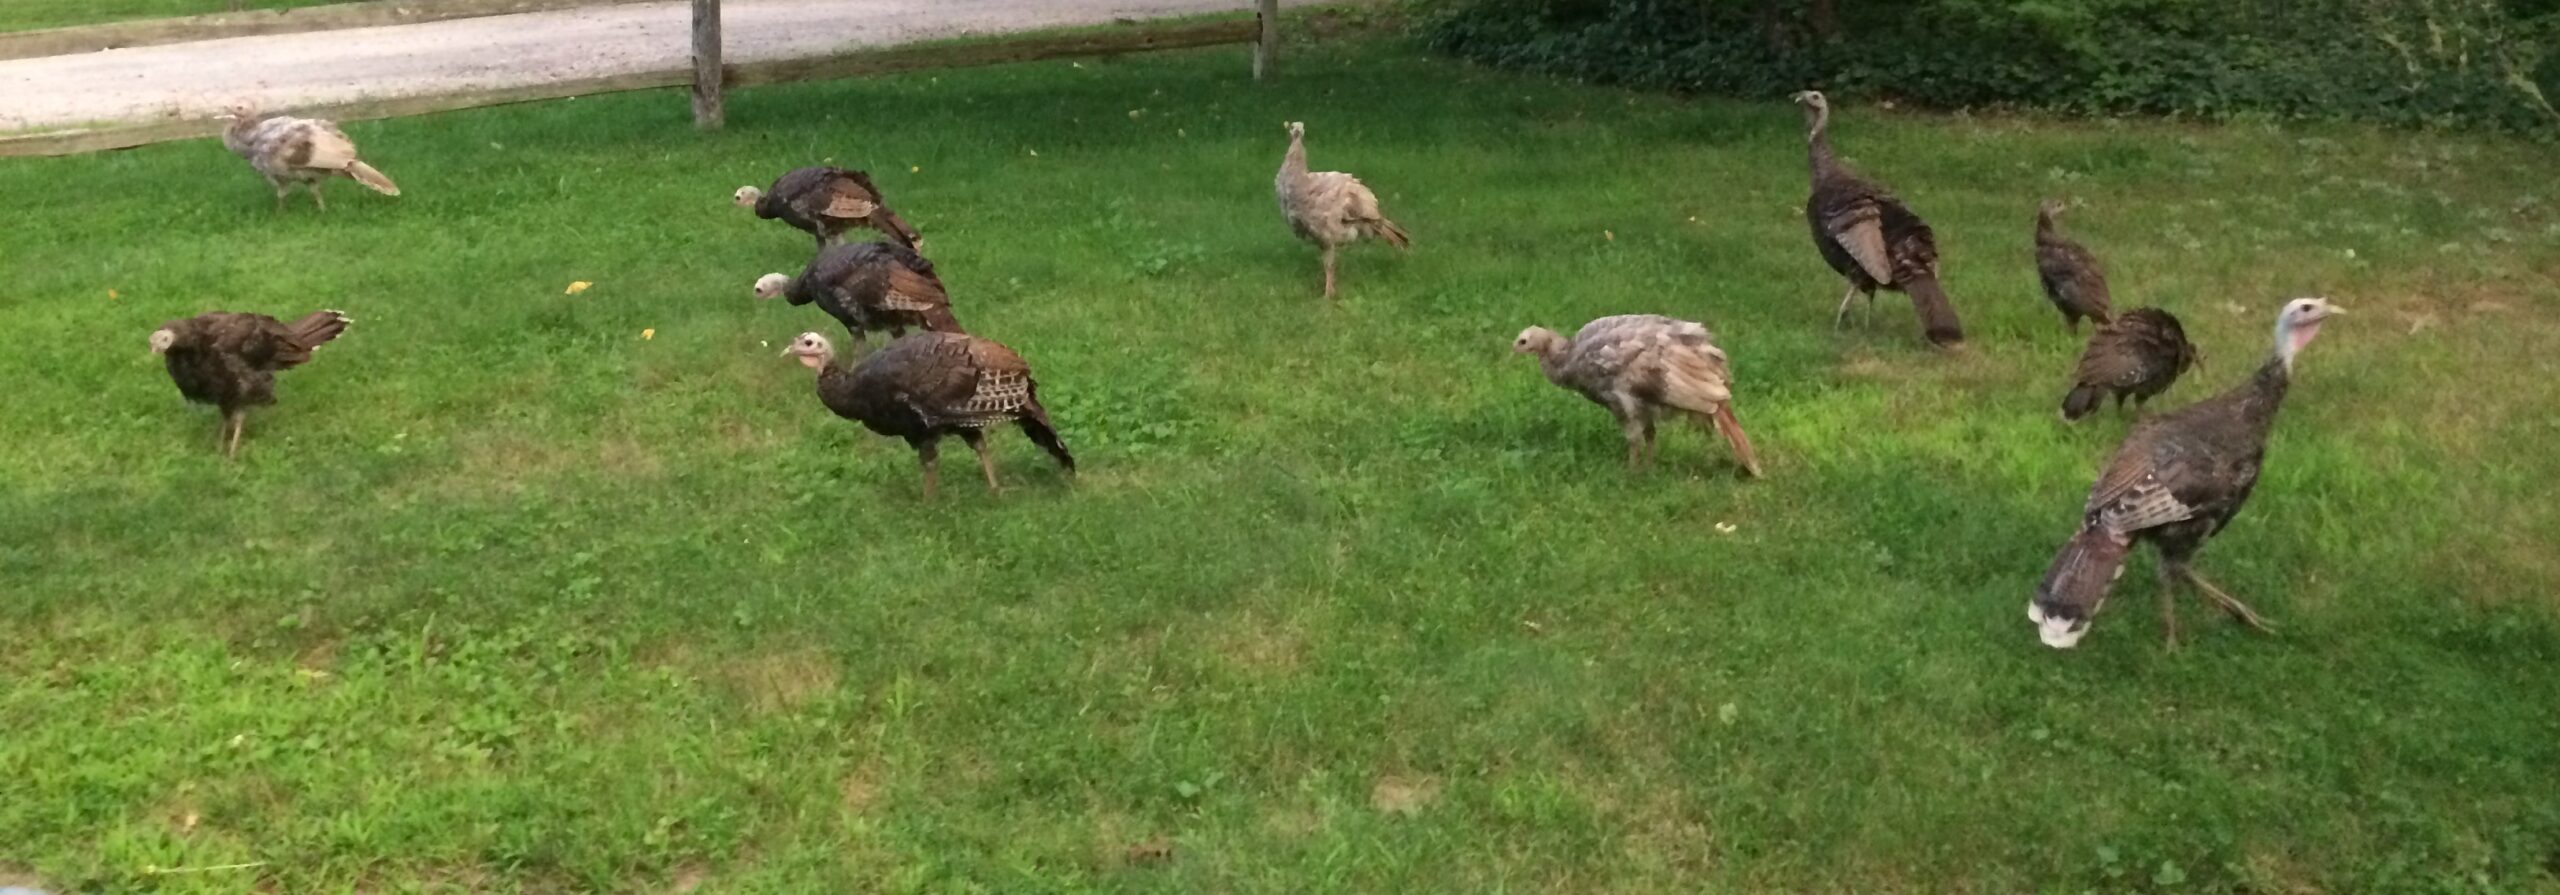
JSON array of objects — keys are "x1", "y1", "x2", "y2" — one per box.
[{"x1": 1420, "y1": 0, "x2": 2560, "y2": 135}]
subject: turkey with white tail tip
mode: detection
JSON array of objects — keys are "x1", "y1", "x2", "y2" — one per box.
[
  {"x1": 736, "y1": 167, "x2": 920, "y2": 250},
  {"x1": 1275, "y1": 121, "x2": 1409, "y2": 299},
  {"x1": 783, "y1": 331, "x2": 1074, "y2": 501},
  {"x1": 756, "y1": 241, "x2": 963, "y2": 352},
  {"x1": 220, "y1": 105, "x2": 399, "y2": 211},
  {"x1": 1513, "y1": 314, "x2": 1762, "y2": 477},
  {"x1": 1791, "y1": 91, "x2": 1964, "y2": 347},
  {"x1": 2031, "y1": 297, "x2": 2344, "y2": 650}
]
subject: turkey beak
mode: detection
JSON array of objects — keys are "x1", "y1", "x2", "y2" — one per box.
[{"x1": 779, "y1": 344, "x2": 797, "y2": 358}]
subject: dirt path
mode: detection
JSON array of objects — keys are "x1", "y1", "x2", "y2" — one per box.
[{"x1": 0, "y1": 0, "x2": 1312, "y2": 131}]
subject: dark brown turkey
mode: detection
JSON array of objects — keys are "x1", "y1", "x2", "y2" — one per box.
[
  {"x1": 150, "y1": 310, "x2": 351, "y2": 458},
  {"x1": 2061, "y1": 308, "x2": 2198, "y2": 421},
  {"x1": 1512, "y1": 314, "x2": 1762, "y2": 477},
  {"x1": 219, "y1": 106, "x2": 399, "y2": 212},
  {"x1": 2031, "y1": 297, "x2": 2344, "y2": 650},
  {"x1": 755, "y1": 241, "x2": 963, "y2": 351},
  {"x1": 783, "y1": 331, "x2": 1074, "y2": 500},
  {"x1": 2035, "y1": 198, "x2": 2114, "y2": 333},
  {"x1": 734, "y1": 167, "x2": 920, "y2": 250},
  {"x1": 1790, "y1": 90, "x2": 1965, "y2": 347}
]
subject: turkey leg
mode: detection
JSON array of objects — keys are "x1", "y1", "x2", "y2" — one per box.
[
  {"x1": 1321, "y1": 247, "x2": 1339, "y2": 299},
  {"x1": 222, "y1": 409, "x2": 246, "y2": 459},
  {"x1": 310, "y1": 181, "x2": 327, "y2": 212},
  {"x1": 2156, "y1": 563, "x2": 2180, "y2": 650},
  {"x1": 2176, "y1": 566, "x2": 2275, "y2": 633},
  {"x1": 914, "y1": 441, "x2": 941, "y2": 502},
  {"x1": 1832, "y1": 285, "x2": 1862, "y2": 328},
  {"x1": 960, "y1": 430, "x2": 1002, "y2": 495},
  {"x1": 267, "y1": 176, "x2": 290, "y2": 212}
]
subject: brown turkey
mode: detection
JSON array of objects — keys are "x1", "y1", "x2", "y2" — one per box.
[
  {"x1": 1275, "y1": 121, "x2": 1410, "y2": 299},
  {"x1": 150, "y1": 310, "x2": 352, "y2": 458},
  {"x1": 735, "y1": 167, "x2": 920, "y2": 250},
  {"x1": 2030, "y1": 297, "x2": 2344, "y2": 650},
  {"x1": 756, "y1": 241, "x2": 963, "y2": 351},
  {"x1": 1790, "y1": 91, "x2": 1964, "y2": 348},
  {"x1": 1512, "y1": 314, "x2": 1762, "y2": 476},
  {"x1": 220, "y1": 106, "x2": 400, "y2": 211},
  {"x1": 2060, "y1": 307, "x2": 2198, "y2": 421},
  {"x1": 783, "y1": 331, "x2": 1073, "y2": 500},
  {"x1": 2035, "y1": 198, "x2": 2114, "y2": 333}
]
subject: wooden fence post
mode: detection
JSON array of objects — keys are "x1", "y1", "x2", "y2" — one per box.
[
  {"x1": 691, "y1": 0, "x2": 723, "y2": 128},
  {"x1": 1253, "y1": 0, "x2": 1278, "y2": 81}
]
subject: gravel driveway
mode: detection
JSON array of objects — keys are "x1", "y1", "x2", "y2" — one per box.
[{"x1": 0, "y1": 0, "x2": 1313, "y2": 131}]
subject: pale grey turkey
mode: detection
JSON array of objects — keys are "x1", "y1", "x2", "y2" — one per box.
[
  {"x1": 1791, "y1": 91, "x2": 1964, "y2": 347},
  {"x1": 1512, "y1": 314, "x2": 1762, "y2": 476},
  {"x1": 755, "y1": 241, "x2": 962, "y2": 351},
  {"x1": 783, "y1": 331, "x2": 1073, "y2": 500},
  {"x1": 150, "y1": 309, "x2": 351, "y2": 458},
  {"x1": 2031, "y1": 297, "x2": 2344, "y2": 650},
  {"x1": 2060, "y1": 308, "x2": 2197, "y2": 421},
  {"x1": 1275, "y1": 121, "x2": 1409, "y2": 299},
  {"x1": 735, "y1": 167, "x2": 920, "y2": 250},
  {"x1": 2035, "y1": 198, "x2": 2114, "y2": 333},
  {"x1": 219, "y1": 106, "x2": 399, "y2": 211}
]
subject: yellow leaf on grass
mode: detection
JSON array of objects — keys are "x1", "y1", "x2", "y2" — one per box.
[
  {"x1": 564, "y1": 281, "x2": 592, "y2": 295},
  {"x1": 107, "y1": 289, "x2": 120, "y2": 300},
  {"x1": 641, "y1": 328, "x2": 656, "y2": 341}
]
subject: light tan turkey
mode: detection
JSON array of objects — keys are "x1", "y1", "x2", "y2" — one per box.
[
  {"x1": 219, "y1": 105, "x2": 400, "y2": 212},
  {"x1": 1274, "y1": 121, "x2": 1409, "y2": 299},
  {"x1": 1513, "y1": 314, "x2": 1763, "y2": 477}
]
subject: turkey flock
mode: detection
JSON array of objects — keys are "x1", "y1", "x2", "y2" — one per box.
[{"x1": 154, "y1": 95, "x2": 2350, "y2": 653}]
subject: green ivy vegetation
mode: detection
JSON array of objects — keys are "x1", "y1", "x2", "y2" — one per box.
[{"x1": 1423, "y1": 0, "x2": 2560, "y2": 135}]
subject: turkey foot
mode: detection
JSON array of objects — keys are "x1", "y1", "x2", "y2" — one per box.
[
  {"x1": 2177, "y1": 566, "x2": 2275, "y2": 633},
  {"x1": 1320, "y1": 247, "x2": 1339, "y2": 300},
  {"x1": 2156, "y1": 565, "x2": 2181, "y2": 650},
  {"x1": 915, "y1": 443, "x2": 941, "y2": 502},
  {"x1": 1832, "y1": 286, "x2": 1861, "y2": 329}
]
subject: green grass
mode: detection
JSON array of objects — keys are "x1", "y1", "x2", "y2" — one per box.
[
  {"x1": 4, "y1": 35, "x2": 2559, "y2": 894},
  {"x1": 1, "y1": 0, "x2": 348, "y2": 33}
]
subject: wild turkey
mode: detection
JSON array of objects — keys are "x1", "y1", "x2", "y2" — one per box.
[
  {"x1": 735, "y1": 167, "x2": 920, "y2": 250},
  {"x1": 149, "y1": 309, "x2": 352, "y2": 458},
  {"x1": 2035, "y1": 198, "x2": 2114, "y2": 333},
  {"x1": 219, "y1": 106, "x2": 400, "y2": 211},
  {"x1": 1274, "y1": 121, "x2": 1410, "y2": 299},
  {"x1": 1789, "y1": 91, "x2": 1964, "y2": 347},
  {"x1": 2060, "y1": 307, "x2": 2198, "y2": 421},
  {"x1": 782, "y1": 331, "x2": 1074, "y2": 500},
  {"x1": 2030, "y1": 297, "x2": 2345, "y2": 650},
  {"x1": 755, "y1": 241, "x2": 963, "y2": 351},
  {"x1": 1512, "y1": 314, "x2": 1762, "y2": 476}
]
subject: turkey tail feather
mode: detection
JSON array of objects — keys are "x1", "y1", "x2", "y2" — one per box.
[
  {"x1": 2060, "y1": 384, "x2": 2103, "y2": 421},
  {"x1": 289, "y1": 310, "x2": 352, "y2": 349},
  {"x1": 875, "y1": 207, "x2": 922, "y2": 251},
  {"x1": 1018, "y1": 407, "x2": 1075, "y2": 473},
  {"x1": 1368, "y1": 218, "x2": 1411, "y2": 250},
  {"x1": 344, "y1": 161, "x2": 399, "y2": 196},
  {"x1": 2034, "y1": 527, "x2": 2130, "y2": 634},
  {"x1": 1902, "y1": 273, "x2": 1964, "y2": 346},
  {"x1": 1709, "y1": 404, "x2": 1762, "y2": 478}
]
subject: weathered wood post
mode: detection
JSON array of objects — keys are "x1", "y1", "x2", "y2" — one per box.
[
  {"x1": 1253, "y1": 0, "x2": 1278, "y2": 81},
  {"x1": 691, "y1": 0, "x2": 724, "y2": 129}
]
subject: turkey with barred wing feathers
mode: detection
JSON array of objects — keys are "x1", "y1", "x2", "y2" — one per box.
[
  {"x1": 1791, "y1": 91, "x2": 1964, "y2": 348},
  {"x1": 756, "y1": 241, "x2": 963, "y2": 352},
  {"x1": 784, "y1": 331, "x2": 1073, "y2": 501},
  {"x1": 2031, "y1": 298, "x2": 2344, "y2": 650}
]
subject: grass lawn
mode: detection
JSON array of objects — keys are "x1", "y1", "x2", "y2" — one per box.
[
  {"x1": 4, "y1": 34, "x2": 2559, "y2": 893},
  {"x1": 1, "y1": 0, "x2": 350, "y2": 33}
]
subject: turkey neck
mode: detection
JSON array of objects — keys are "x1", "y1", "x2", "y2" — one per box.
[
  {"x1": 220, "y1": 116, "x2": 257, "y2": 155},
  {"x1": 1804, "y1": 107, "x2": 1845, "y2": 180},
  {"x1": 1279, "y1": 134, "x2": 1309, "y2": 185},
  {"x1": 2035, "y1": 208, "x2": 2063, "y2": 244},
  {"x1": 1532, "y1": 340, "x2": 1575, "y2": 386}
]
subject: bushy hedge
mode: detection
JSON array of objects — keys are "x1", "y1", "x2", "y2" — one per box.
[{"x1": 1421, "y1": 0, "x2": 2560, "y2": 135}]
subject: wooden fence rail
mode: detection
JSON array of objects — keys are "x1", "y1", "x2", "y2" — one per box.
[{"x1": 0, "y1": 16, "x2": 1260, "y2": 158}]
